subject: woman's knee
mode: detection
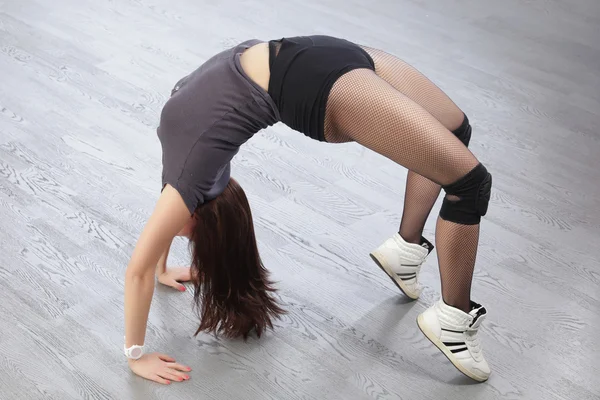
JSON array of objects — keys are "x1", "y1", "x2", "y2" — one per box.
[{"x1": 439, "y1": 162, "x2": 492, "y2": 225}]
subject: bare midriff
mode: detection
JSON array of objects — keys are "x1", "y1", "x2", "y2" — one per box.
[{"x1": 239, "y1": 42, "x2": 271, "y2": 93}]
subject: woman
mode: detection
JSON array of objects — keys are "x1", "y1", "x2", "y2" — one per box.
[{"x1": 124, "y1": 35, "x2": 493, "y2": 385}]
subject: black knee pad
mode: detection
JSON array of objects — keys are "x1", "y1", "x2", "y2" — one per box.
[
  {"x1": 452, "y1": 113, "x2": 472, "y2": 147},
  {"x1": 440, "y1": 163, "x2": 492, "y2": 225}
]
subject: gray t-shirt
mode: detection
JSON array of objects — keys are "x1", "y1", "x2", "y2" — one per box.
[{"x1": 157, "y1": 40, "x2": 280, "y2": 214}]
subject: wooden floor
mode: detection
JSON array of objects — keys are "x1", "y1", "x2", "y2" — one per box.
[{"x1": 1, "y1": 0, "x2": 599, "y2": 399}]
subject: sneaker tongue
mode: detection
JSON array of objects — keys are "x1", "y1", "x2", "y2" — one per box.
[
  {"x1": 468, "y1": 305, "x2": 487, "y2": 329},
  {"x1": 419, "y1": 236, "x2": 434, "y2": 255}
]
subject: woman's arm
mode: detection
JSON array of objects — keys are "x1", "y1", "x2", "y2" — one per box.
[
  {"x1": 155, "y1": 238, "x2": 191, "y2": 291},
  {"x1": 124, "y1": 184, "x2": 192, "y2": 384},
  {"x1": 155, "y1": 238, "x2": 173, "y2": 277}
]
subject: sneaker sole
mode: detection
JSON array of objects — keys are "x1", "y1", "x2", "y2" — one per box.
[
  {"x1": 369, "y1": 251, "x2": 419, "y2": 300},
  {"x1": 417, "y1": 313, "x2": 489, "y2": 382}
]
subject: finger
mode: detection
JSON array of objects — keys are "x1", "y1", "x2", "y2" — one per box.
[
  {"x1": 163, "y1": 370, "x2": 188, "y2": 382},
  {"x1": 157, "y1": 353, "x2": 176, "y2": 362},
  {"x1": 166, "y1": 362, "x2": 192, "y2": 372},
  {"x1": 169, "y1": 278, "x2": 186, "y2": 291},
  {"x1": 157, "y1": 276, "x2": 173, "y2": 287},
  {"x1": 165, "y1": 366, "x2": 190, "y2": 380},
  {"x1": 162, "y1": 278, "x2": 186, "y2": 292},
  {"x1": 152, "y1": 375, "x2": 171, "y2": 385},
  {"x1": 175, "y1": 268, "x2": 192, "y2": 282}
]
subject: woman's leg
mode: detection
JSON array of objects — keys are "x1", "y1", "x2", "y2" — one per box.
[
  {"x1": 361, "y1": 46, "x2": 467, "y2": 244},
  {"x1": 323, "y1": 68, "x2": 492, "y2": 381},
  {"x1": 324, "y1": 68, "x2": 485, "y2": 314}
]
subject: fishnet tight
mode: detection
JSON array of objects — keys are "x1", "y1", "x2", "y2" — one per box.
[
  {"x1": 363, "y1": 47, "x2": 466, "y2": 245},
  {"x1": 323, "y1": 49, "x2": 480, "y2": 312}
]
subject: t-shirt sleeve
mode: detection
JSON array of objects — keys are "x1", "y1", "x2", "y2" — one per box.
[
  {"x1": 158, "y1": 87, "x2": 250, "y2": 214},
  {"x1": 158, "y1": 101, "x2": 233, "y2": 215},
  {"x1": 161, "y1": 171, "x2": 204, "y2": 216},
  {"x1": 170, "y1": 160, "x2": 230, "y2": 215},
  {"x1": 162, "y1": 135, "x2": 235, "y2": 215}
]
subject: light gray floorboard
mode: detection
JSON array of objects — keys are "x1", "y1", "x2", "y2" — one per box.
[{"x1": 0, "y1": 0, "x2": 599, "y2": 399}]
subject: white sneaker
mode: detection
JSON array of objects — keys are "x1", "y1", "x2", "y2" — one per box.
[
  {"x1": 369, "y1": 233, "x2": 434, "y2": 299},
  {"x1": 417, "y1": 298, "x2": 491, "y2": 382}
]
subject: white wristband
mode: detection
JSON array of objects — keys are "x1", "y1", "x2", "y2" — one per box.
[{"x1": 123, "y1": 336, "x2": 145, "y2": 360}]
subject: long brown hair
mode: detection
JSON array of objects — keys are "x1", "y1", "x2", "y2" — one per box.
[{"x1": 189, "y1": 177, "x2": 285, "y2": 339}]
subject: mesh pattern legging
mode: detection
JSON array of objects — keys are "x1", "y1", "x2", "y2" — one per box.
[{"x1": 324, "y1": 47, "x2": 480, "y2": 312}]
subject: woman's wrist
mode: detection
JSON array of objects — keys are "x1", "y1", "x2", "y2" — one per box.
[
  {"x1": 156, "y1": 262, "x2": 166, "y2": 276},
  {"x1": 128, "y1": 357, "x2": 141, "y2": 366}
]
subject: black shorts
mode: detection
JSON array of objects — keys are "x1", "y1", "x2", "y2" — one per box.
[{"x1": 267, "y1": 35, "x2": 375, "y2": 142}]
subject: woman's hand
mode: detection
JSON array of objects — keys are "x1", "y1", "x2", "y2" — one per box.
[
  {"x1": 128, "y1": 353, "x2": 191, "y2": 384},
  {"x1": 157, "y1": 267, "x2": 191, "y2": 291}
]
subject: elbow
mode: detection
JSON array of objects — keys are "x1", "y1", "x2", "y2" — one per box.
[{"x1": 125, "y1": 263, "x2": 154, "y2": 283}]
